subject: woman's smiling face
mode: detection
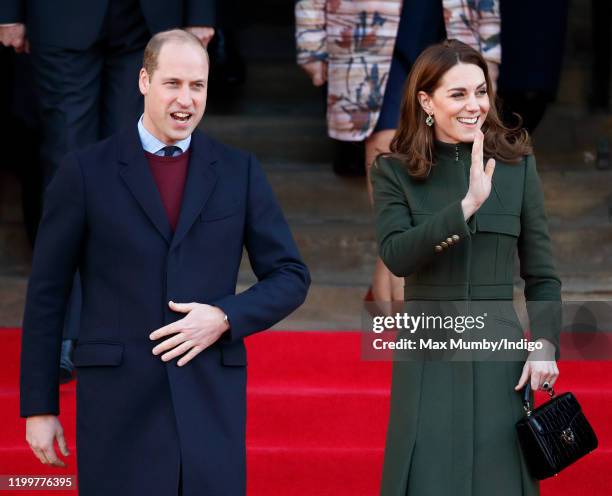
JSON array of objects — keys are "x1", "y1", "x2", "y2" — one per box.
[{"x1": 418, "y1": 62, "x2": 490, "y2": 144}]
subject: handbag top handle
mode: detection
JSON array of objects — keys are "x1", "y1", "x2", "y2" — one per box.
[{"x1": 522, "y1": 384, "x2": 556, "y2": 416}]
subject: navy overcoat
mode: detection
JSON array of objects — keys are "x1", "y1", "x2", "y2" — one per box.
[{"x1": 20, "y1": 127, "x2": 310, "y2": 495}]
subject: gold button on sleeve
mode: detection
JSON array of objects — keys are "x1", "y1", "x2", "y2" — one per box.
[{"x1": 435, "y1": 245, "x2": 443, "y2": 253}]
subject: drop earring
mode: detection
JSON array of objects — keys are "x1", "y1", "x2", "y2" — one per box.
[{"x1": 425, "y1": 113, "x2": 434, "y2": 127}]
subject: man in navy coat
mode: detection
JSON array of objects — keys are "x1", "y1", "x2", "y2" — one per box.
[
  {"x1": 20, "y1": 29, "x2": 310, "y2": 495},
  {"x1": 0, "y1": 0, "x2": 217, "y2": 382}
]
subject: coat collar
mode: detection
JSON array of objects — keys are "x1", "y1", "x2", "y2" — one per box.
[
  {"x1": 118, "y1": 126, "x2": 219, "y2": 247},
  {"x1": 434, "y1": 140, "x2": 473, "y2": 163}
]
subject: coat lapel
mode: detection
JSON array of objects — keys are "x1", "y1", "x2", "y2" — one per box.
[
  {"x1": 118, "y1": 127, "x2": 173, "y2": 245},
  {"x1": 170, "y1": 130, "x2": 219, "y2": 249}
]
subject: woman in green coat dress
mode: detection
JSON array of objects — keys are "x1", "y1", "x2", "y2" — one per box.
[{"x1": 371, "y1": 40, "x2": 562, "y2": 496}]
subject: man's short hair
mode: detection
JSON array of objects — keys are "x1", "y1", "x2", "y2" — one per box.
[{"x1": 143, "y1": 29, "x2": 209, "y2": 77}]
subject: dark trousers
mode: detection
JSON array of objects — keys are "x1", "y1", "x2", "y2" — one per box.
[
  {"x1": 30, "y1": 0, "x2": 150, "y2": 183},
  {"x1": 28, "y1": 0, "x2": 150, "y2": 339},
  {"x1": 0, "y1": 48, "x2": 43, "y2": 246}
]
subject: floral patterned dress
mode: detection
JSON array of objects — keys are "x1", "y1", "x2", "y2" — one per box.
[
  {"x1": 295, "y1": 0, "x2": 501, "y2": 141},
  {"x1": 296, "y1": 0, "x2": 402, "y2": 141},
  {"x1": 443, "y1": 0, "x2": 501, "y2": 64}
]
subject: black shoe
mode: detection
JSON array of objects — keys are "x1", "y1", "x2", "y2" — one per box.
[{"x1": 59, "y1": 339, "x2": 76, "y2": 384}]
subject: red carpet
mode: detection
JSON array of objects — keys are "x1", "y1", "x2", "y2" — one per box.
[{"x1": 1, "y1": 329, "x2": 610, "y2": 495}]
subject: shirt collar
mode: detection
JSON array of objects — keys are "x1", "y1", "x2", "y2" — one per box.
[{"x1": 137, "y1": 114, "x2": 191, "y2": 156}]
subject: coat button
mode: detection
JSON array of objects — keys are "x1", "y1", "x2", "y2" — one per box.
[
  {"x1": 441, "y1": 241, "x2": 449, "y2": 249},
  {"x1": 452, "y1": 234, "x2": 460, "y2": 242},
  {"x1": 435, "y1": 245, "x2": 443, "y2": 253},
  {"x1": 446, "y1": 237, "x2": 454, "y2": 245}
]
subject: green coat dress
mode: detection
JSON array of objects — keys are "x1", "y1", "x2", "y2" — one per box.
[{"x1": 371, "y1": 141, "x2": 561, "y2": 496}]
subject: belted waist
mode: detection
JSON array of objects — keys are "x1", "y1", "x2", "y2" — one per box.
[{"x1": 403, "y1": 283, "x2": 514, "y2": 300}]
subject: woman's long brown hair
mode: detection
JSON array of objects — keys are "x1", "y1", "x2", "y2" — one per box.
[{"x1": 388, "y1": 39, "x2": 532, "y2": 179}]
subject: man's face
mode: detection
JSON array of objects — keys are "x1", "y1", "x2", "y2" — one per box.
[{"x1": 139, "y1": 41, "x2": 209, "y2": 144}]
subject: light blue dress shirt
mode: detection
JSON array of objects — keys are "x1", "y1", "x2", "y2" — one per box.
[{"x1": 137, "y1": 115, "x2": 191, "y2": 156}]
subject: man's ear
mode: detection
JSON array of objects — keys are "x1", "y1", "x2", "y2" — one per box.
[
  {"x1": 417, "y1": 91, "x2": 433, "y2": 114},
  {"x1": 138, "y1": 68, "x2": 149, "y2": 96}
]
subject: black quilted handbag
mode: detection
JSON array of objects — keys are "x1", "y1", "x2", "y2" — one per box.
[{"x1": 516, "y1": 384, "x2": 598, "y2": 480}]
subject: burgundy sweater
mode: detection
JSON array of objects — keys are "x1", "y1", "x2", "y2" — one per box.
[{"x1": 144, "y1": 149, "x2": 190, "y2": 231}]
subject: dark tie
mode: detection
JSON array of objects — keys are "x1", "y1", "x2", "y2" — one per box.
[{"x1": 161, "y1": 146, "x2": 181, "y2": 157}]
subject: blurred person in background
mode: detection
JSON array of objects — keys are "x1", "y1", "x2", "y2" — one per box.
[
  {"x1": 296, "y1": 0, "x2": 403, "y2": 177},
  {"x1": 497, "y1": 0, "x2": 569, "y2": 133},
  {"x1": 208, "y1": 0, "x2": 247, "y2": 92}
]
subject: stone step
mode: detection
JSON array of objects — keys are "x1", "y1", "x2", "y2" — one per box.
[
  {"x1": 200, "y1": 111, "x2": 612, "y2": 167},
  {"x1": 1, "y1": 165, "x2": 609, "y2": 285},
  {"x1": 551, "y1": 225, "x2": 612, "y2": 274},
  {"x1": 0, "y1": 276, "x2": 28, "y2": 328},
  {"x1": 200, "y1": 115, "x2": 331, "y2": 163},
  {"x1": 270, "y1": 284, "x2": 367, "y2": 331},
  {"x1": 531, "y1": 103, "x2": 612, "y2": 162},
  {"x1": 0, "y1": 274, "x2": 370, "y2": 330},
  {"x1": 540, "y1": 169, "x2": 612, "y2": 223},
  {"x1": 258, "y1": 278, "x2": 612, "y2": 331},
  {"x1": 0, "y1": 170, "x2": 33, "y2": 275},
  {"x1": 0, "y1": 170, "x2": 24, "y2": 223},
  {"x1": 265, "y1": 163, "x2": 371, "y2": 223},
  {"x1": 0, "y1": 223, "x2": 30, "y2": 276},
  {"x1": 263, "y1": 162, "x2": 612, "y2": 225},
  {"x1": 207, "y1": 62, "x2": 323, "y2": 116},
  {"x1": 2, "y1": 159, "x2": 609, "y2": 226},
  {"x1": 3, "y1": 274, "x2": 609, "y2": 330},
  {"x1": 201, "y1": 111, "x2": 612, "y2": 166},
  {"x1": 236, "y1": 220, "x2": 612, "y2": 287}
]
